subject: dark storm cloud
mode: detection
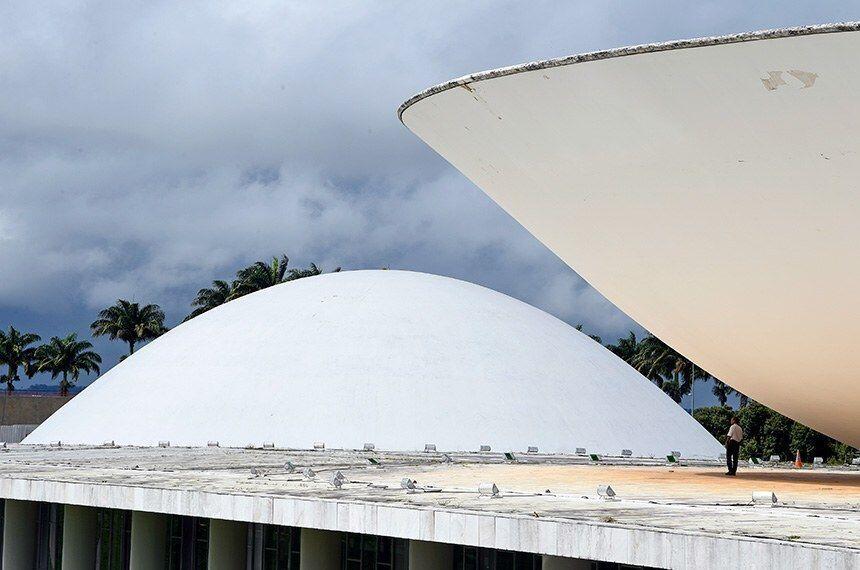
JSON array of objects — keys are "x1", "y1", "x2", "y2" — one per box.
[{"x1": 1, "y1": 1, "x2": 857, "y2": 379}]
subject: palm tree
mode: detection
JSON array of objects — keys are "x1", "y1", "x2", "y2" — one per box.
[
  {"x1": 91, "y1": 300, "x2": 167, "y2": 357},
  {"x1": 232, "y1": 254, "x2": 291, "y2": 297},
  {"x1": 711, "y1": 379, "x2": 736, "y2": 406},
  {"x1": 232, "y1": 255, "x2": 339, "y2": 297},
  {"x1": 629, "y1": 335, "x2": 711, "y2": 404},
  {"x1": 184, "y1": 280, "x2": 239, "y2": 322},
  {"x1": 36, "y1": 334, "x2": 101, "y2": 396},
  {"x1": 605, "y1": 331, "x2": 640, "y2": 362},
  {"x1": 0, "y1": 326, "x2": 42, "y2": 393}
]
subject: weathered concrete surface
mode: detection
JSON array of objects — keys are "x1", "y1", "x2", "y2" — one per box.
[{"x1": 0, "y1": 446, "x2": 856, "y2": 569}]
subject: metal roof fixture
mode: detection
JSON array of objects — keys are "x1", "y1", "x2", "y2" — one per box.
[
  {"x1": 589, "y1": 453, "x2": 601, "y2": 462},
  {"x1": 442, "y1": 453, "x2": 453, "y2": 463},
  {"x1": 527, "y1": 446, "x2": 538, "y2": 453},
  {"x1": 504, "y1": 452, "x2": 516, "y2": 461},
  {"x1": 262, "y1": 442, "x2": 275, "y2": 449},
  {"x1": 313, "y1": 441, "x2": 325, "y2": 450},
  {"x1": 621, "y1": 449, "x2": 633, "y2": 457},
  {"x1": 158, "y1": 441, "x2": 170, "y2": 448},
  {"x1": 303, "y1": 467, "x2": 316, "y2": 480},
  {"x1": 480, "y1": 445, "x2": 491, "y2": 452},
  {"x1": 207, "y1": 441, "x2": 219, "y2": 447},
  {"x1": 671, "y1": 451, "x2": 681, "y2": 458},
  {"x1": 329, "y1": 471, "x2": 346, "y2": 488},
  {"x1": 424, "y1": 444, "x2": 437, "y2": 452},
  {"x1": 103, "y1": 440, "x2": 116, "y2": 447},
  {"x1": 366, "y1": 457, "x2": 380, "y2": 466},
  {"x1": 597, "y1": 485, "x2": 617, "y2": 500},
  {"x1": 752, "y1": 491, "x2": 778, "y2": 506},
  {"x1": 284, "y1": 461, "x2": 296, "y2": 473},
  {"x1": 575, "y1": 448, "x2": 587, "y2": 455},
  {"x1": 363, "y1": 443, "x2": 375, "y2": 451},
  {"x1": 400, "y1": 478, "x2": 417, "y2": 490},
  {"x1": 49, "y1": 441, "x2": 62, "y2": 447},
  {"x1": 250, "y1": 467, "x2": 261, "y2": 478},
  {"x1": 478, "y1": 482, "x2": 499, "y2": 497}
]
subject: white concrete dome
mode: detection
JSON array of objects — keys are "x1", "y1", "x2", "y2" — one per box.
[{"x1": 26, "y1": 270, "x2": 721, "y2": 457}]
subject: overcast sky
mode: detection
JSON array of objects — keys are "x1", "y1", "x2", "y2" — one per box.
[{"x1": 1, "y1": 1, "x2": 857, "y2": 401}]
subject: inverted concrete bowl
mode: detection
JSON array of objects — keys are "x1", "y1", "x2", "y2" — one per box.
[{"x1": 400, "y1": 24, "x2": 860, "y2": 446}]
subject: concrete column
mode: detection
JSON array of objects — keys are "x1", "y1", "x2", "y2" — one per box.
[
  {"x1": 129, "y1": 511, "x2": 168, "y2": 570},
  {"x1": 409, "y1": 540, "x2": 454, "y2": 569},
  {"x1": 542, "y1": 555, "x2": 592, "y2": 570},
  {"x1": 2, "y1": 499, "x2": 38, "y2": 570},
  {"x1": 61, "y1": 505, "x2": 99, "y2": 570},
  {"x1": 300, "y1": 528, "x2": 342, "y2": 570},
  {"x1": 208, "y1": 519, "x2": 247, "y2": 570}
]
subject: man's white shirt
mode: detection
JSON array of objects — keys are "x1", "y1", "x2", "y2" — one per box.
[{"x1": 727, "y1": 424, "x2": 743, "y2": 442}]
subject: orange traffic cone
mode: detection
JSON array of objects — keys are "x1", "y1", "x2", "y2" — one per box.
[{"x1": 794, "y1": 450, "x2": 803, "y2": 468}]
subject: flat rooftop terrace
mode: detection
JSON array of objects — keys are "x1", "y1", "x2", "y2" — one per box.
[{"x1": 0, "y1": 446, "x2": 857, "y2": 567}]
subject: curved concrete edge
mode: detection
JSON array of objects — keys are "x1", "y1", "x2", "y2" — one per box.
[
  {"x1": 1, "y1": 477, "x2": 857, "y2": 570},
  {"x1": 397, "y1": 21, "x2": 860, "y2": 121}
]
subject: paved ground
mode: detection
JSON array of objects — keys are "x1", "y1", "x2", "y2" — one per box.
[{"x1": 0, "y1": 445, "x2": 857, "y2": 552}]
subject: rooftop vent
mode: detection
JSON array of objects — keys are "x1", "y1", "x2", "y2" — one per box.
[
  {"x1": 424, "y1": 444, "x2": 437, "y2": 453},
  {"x1": 207, "y1": 441, "x2": 219, "y2": 447},
  {"x1": 621, "y1": 449, "x2": 632, "y2": 457},
  {"x1": 671, "y1": 451, "x2": 681, "y2": 458},
  {"x1": 527, "y1": 446, "x2": 538, "y2": 453},
  {"x1": 752, "y1": 491, "x2": 778, "y2": 506},
  {"x1": 589, "y1": 453, "x2": 601, "y2": 462},
  {"x1": 504, "y1": 452, "x2": 516, "y2": 461},
  {"x1": 479, "y1": 445, "x2": 491, "y2": 452},
  {"x1": 284, "y1": 461, "x2": 296, "y2": 473},
  {"x1": 597, "y1": 485, "x2": 617, "y2": 500},
  {"x1": 158, "y1": 441, "x2": 170, "y2": 448},
  {"x1": 478, "y1": 482, "x2": 499, "y2": 497},
  {"x1": 575, "y1": 447, "x2": 587, "y2": 455},
  {"x1": 363, "y1": 443, "x2": 375, "y2": 451},
  {"x1": 262, "y1": 442, "x2": 275, "y2": 449},
  {"x1": 103, "y1": 440, "x2": 116, "y2": 448},
  {"x1": 329, "y1": 471, "x2": 346, "y2": 488},
  {"x1": 49, "y1": 441, "x2": 62, "y2": 447},
  {"x1": 313, "y1": 442, "x2": 325, "y2": 450},
  {"x1": 250, "y1": 467, "x2": 261, "y2": 478},
  {"x1": 400, "y1": 478, "x2": 417, "y2": 490},
  {"x1": 303, "y1": 467, "x2": 316, "y2": 480}
]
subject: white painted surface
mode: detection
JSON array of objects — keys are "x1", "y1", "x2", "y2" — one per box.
[
  {"x1": 300, "y1": 529, "x2": 342, "y2": 570},
  {"x1": 129, "y1": 511, "x2": 167, "y2": 570},
  {"x1": 25, "y1": 270, "x2": 720, "y2": 457},
  {"x1": 208, "y1": 519, "x2": 247, "y2": 570},
  {"x1": 61, "y1": 505, "x2": 99, "y2": 570},
  {"x1": 2, "y1": 499, "x2": 37, "y2": 570},
  {"x1": 401, "y1": 26, "x2": 860, "y2": 446}
]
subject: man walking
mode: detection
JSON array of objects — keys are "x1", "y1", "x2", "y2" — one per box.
[{"x1": 725, "y1": 416, "x2": 743, "y2": 475}]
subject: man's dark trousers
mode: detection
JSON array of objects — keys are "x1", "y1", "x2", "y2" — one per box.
[{"x1": 726, "y1": 439, "x2": 740, "y2": 474}]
